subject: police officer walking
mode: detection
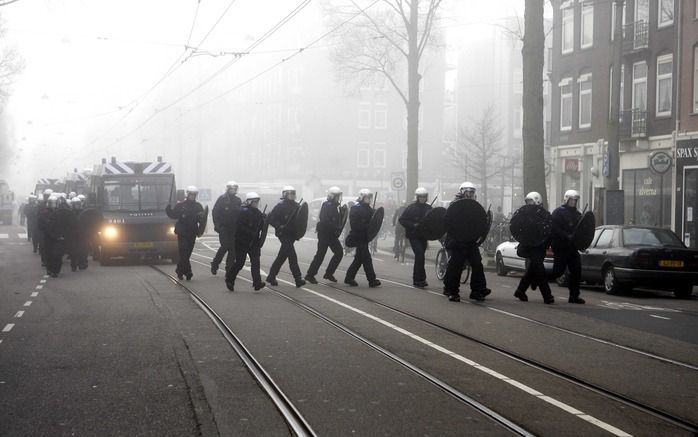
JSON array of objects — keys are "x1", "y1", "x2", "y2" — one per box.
[
  {"x1": 344, "y1": 189, "x2": 381, "y2": 288},
  {"x1": 36, "y1": 189, "x2": 54, "y2": 267},
  {"x1": 211, "y1": 181, "x2": 241, "y2": 275},
  {"x1": 25, "y1": 195, "x2": 38, "y2": 246},
  {"x1": 399, "y1": 187, "x2": 432, "y2": 288},
  {"x1": 45, "y1": 196, "x2": 77, "y2": 277},
  {"x1": 166, "y1": 186, "x2": 206, "y2": 281},
  {"x1": 549, "y1": 190, "x2": 585, "y2": 304},
  {"x1": 69, "y1": 196, "x2": 89, "y2": 271},
  {"x1": 513, "y1": 192, "x2": 555, "y2": 304},
  {"x1": 266, "y1": 186, "x2": 305, "y2": 288},
  {"x1": 225, "y1": 192, "x2": 267, "y2": 292},
  {"x1": 305, "y1": 186, "x2": 344, "y2": 284},
  {"x1": 442, "y1": 182, "x2": 491, "y2": 302}
]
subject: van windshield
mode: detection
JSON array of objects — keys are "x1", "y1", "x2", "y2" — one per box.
[{"x1": 103, "y1": 176, "x2": 173, "y2": 211}]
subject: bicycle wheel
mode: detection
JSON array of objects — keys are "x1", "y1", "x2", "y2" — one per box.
[
  {"x1": 435, "y1": 248, "x2": 448, "y2": 280},
  {"x1": 460, "y1": 261, "x2": 472, "y2": 284}
]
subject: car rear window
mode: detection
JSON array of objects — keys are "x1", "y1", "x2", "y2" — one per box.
[{"x1": 622, "y1": 228, "x2": 684, "y2": 247}]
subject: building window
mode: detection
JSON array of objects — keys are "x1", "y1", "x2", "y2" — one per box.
[
  {"x1": 287, "y1": 108, "x2": 301, "y2": 132},
  {"x1": 635, "y1": 0, "x2": 649, "y2": 24},
  {"x1": 374, "y1": 147, "x2": 386, "y2": 168},
  {"x1": 656, "y1": 54, "x2": 673, "y2": 117},
  {"x1": 581, "y1": 3, "x2": 594, "y2": 49},
  {"x1": 358, "y1": 103, "x2": 371, "y2": 129},
  {"x1": 693, "y1": 47, "x2": 698, "y2": 113},
  {"x1": 374, "y1": 103, "x2": 387, "y2": 129},
  {"x1": 578, "y1": 74, "x2": 592, "y2": 129},
  {"x1": 560, "y1": 78, "x2": 573, "y2": 131},
  {"x1": 623, "y1": 169, "x2": 671, "y2": 228},
  {"x1": 561, "y1": 8, "x2": 574, "y2": 54},
  {"x1": 357, "y1": 144, "x2": 370, "y2": 168},
  {"x1": 632, "y1": 61, "x2": 647, "y2": 112},
  {"x1": 609, "y1": 65, "x2": 625, "y2": 118},
  {"x1": 611, "y1": 1, "x2": 627, "y2": 40},
  {"x1": 658, "y1": 0, "x2": 674, "y2": 28}
]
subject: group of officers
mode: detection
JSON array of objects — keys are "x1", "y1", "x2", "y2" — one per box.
[
  {"x1": 166, "y1": 181, "x2": 587, "y2": 304},
  {"x1": 23, "y1": 189, "x2": 96, "y2": 277}
]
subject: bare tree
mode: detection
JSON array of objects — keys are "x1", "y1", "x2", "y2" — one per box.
[
  {"x1": 0, "y1": 16, "x2": 24, "y2": 105},
  {"x1": 522, "y1": 0, "x2": 548, "y2": 206},
  {"x1": 445, "y1": 106, "x2": 505, "y2": 207},
  {"x1": 323, "y1": 0, "x2": 444, "y2": 197}
]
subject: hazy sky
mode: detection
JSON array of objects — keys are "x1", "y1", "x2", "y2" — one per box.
[{"x1": 1, "y1": 0, "x2": 547, "y2": 192}]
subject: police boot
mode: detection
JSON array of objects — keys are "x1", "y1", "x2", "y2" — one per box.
[
  {"x1": 543, "y1": 294, "x2": 555, "y2": 304},
  {"x1": 304, "y1": 275, "x2": 318, "y2": 284},
  {"x1": 254, "y1": 281, "x2": 266, "y2": 291},
  {"x1": 295, "y1": 278, "x2": 306, "y2": 288},
  {"x1": 225, "y1": 280, "x2": 235, "y2": 292},
  {"x1": 344, "y1": 278, "x2": 358, "y2": 287},
  {"x1": 211, "y1": 262, "x2": 218, "y2": 275},
  {"x1": 514, "y1": 289, "x2": 528, "y2": 302},
  {"x1": 267, "y1": 276, "x2": 278, "y2": 286},
  {"x1": 323, "y1": 273, "x2": 337, "y2": 282},
  {"x1": 568, "y1": 296, "x2": 585, "y2": 304},
  {"x1": 369, "y1": 279, "x2": 381, "y2": 288},
  {"x1": 185, "y1": 273, "x2": 193, "y2": 281}
]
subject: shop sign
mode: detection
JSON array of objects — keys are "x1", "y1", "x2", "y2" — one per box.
[
  {"x1": 564, "y1": 159, "x2": 579, "y2": 174},
  {"x1": 676, "y1": 144, "x2": 698, "y2": 162},
  {"x1": 648, "y1": 151, "x2": 672, "y2": 175}
]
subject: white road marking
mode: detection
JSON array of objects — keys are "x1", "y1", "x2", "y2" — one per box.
[
  {"x1": 649, "y1": 314, "x2": 670, "y2": 320},
  {"x1": 40, "y1": 279, "x2": 46, "y2": 284},
  {"x1": 598, "y1": 301, "x2": 681, "y2": 313},
  {"x1": 35, "y1": 285, "x2": 43, "y2": 290},
  {"x1": 43, "y1": 275, "x2": 49, "y2": 279},
  {"x1": 0, "y1": 234, "x2": 8, "y2": 239},
  {"x1": 2, "y1": 324, "x2": 14, "y2": 332},
  {"x1": 18, "y1": 233, "x2": 27, "y2": 239},
  {"x1": 30, "y1": 292, "x2": 38, "y2": 297},
  {"x1": 266, "y1": 275, "x2": 631, "y2": 436},
  {"x1": 14, "y1": 311, "x2": 24, "y2": 318},
  {"x1": 23, "y1": 301, "x2": 32, "y2": 307},
  {"x1": 0, "y1": 339, "x2": 3, "y2": 344}
]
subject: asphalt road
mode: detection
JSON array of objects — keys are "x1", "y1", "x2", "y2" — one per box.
[{"x1": 2, "y1": 225, "x2": 697, "y2": 436}]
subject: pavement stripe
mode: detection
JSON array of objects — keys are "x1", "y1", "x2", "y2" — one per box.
[
  {"x1": 36, "y1": 285, "x2": 43, "y2": 290},
  {"x1": 649, "y1": 314, "x2": 670, "y2": 320},
  {"x1": 264, "y1": 275, "x2": 632, "y2": 436},
  {"x1": 14, "y1": 311, "x2": 24, "y2": 318},
  {"x1": 18, "y1": 233, "x2": 27, "y2": 239},
  {"x1": 23, "y1": 301, "x2": 32, "y2": 307},
  {"x1": 40, "y1": 279, "x2": 46, "y2": 284},
  {"x1": 0, "y1": 234, "x2": 7, "y2": 239},
  {"x1": 30, "y1": 292, "x2": 38, "y2": 297},
  {"x1": 2, "y1": 324, "x2": 14, "y2": 332},
  {"x1": 43, "y1": 275, "x2": 49, "y2": 279}
]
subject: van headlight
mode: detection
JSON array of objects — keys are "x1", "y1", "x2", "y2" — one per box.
[
  {"x1": 168, "y1": 226, "x2": 176, "y2": 235},
  {"x1": 102, "y1": 225, "x2": 118, "y2": 240}
]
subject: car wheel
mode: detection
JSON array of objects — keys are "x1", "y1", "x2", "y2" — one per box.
[
  {"x1": 674, "y1": 284, "x2": 694, "y2": 299},
  {"x1": 495, "y1": 253, "x2": 507, "y2": 276},
  {"x1": 603, "y1": 266, "x2": 623, "y2": 295}
]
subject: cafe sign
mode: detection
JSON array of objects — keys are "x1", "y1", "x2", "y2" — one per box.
[{"x1": 648, "y1": 151, "x2": 672, "y2": 175}]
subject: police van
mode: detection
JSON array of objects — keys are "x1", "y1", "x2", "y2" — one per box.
[
  {"x1": 89, "y1": 157, "x2": 178, "y2": 264},
  {"x1": 63, "y1": 168, "x2": 92, "y2": 196},
  {"x1": 34, "y1": 178, "x2": 64, "y2": 197}
]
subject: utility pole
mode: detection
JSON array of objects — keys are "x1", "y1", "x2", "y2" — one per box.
[{"x1": 606, "y1": 0, "x2": 624, "y2": 192}]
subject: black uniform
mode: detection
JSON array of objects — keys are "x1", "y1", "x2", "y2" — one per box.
[
  {"x1": 344, "y1": 202, "x2": 379, "y2": 286},
  {"x1": 166, "y1": 199, "x2": 206, "y2": 280},
  {"x1": 549, "y1": 203, "x2": 583, "y2": 302},
  {"x1": 36, "y1": 201, "x2": 51, "y2": 266},
  {"x1": 25, "y1": 202, "x2": 38, "y2": 247},
  {"x1": 514, "y1": 240, "x2": 554, "y2": 303},
  {"x1": 211, "y1": 193, "x2": 241, "y2": 274},
  {"x1": 305, "y1": 199, "x2": 343, "y2": 281},
  {"x1": 398, "y1": 201, "x2": 432, "y2": 285},
  {"x1": 442, "y1": 194, "x2": 489, "y2": 301},
  {"x1": 70, "y1": 208, "x2": 89, "y2": 271},
  {"x1": 267, "y1": 199, "x2": 303, "y2": 285},
  {"x1": 45, "y1": 205, "x2": 77, "y2": 276},
  {"x1": 226, "y1": 205, "x2": 266, "y2": 290}
]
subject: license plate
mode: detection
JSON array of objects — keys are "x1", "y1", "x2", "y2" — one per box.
[
  {"x1": 659, "y1": 260, "x2": 684, "y2": 268},
  {"x1": 133, "y1": 242, "x2": 154, "y2": 249}
]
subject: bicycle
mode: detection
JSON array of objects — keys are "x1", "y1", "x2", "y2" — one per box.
[{"x1": 435, "y1": 240, "x2": 471, "y2": 285}]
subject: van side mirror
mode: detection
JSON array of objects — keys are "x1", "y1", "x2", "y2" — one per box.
[{"x1": 176, "y1": 189, "x2": 185, "y2": 202}]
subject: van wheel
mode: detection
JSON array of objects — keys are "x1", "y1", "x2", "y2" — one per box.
[{"x1": 495, "y1": 253, "x2": 507, "y2": 276}]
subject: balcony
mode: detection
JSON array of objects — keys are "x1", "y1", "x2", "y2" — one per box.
[
  {"x1": 619, "y1": 109, "x2": 647, "y2": 138},
  {"x1": 622, "y1": 21, "x2": 649, "y2": 54}
]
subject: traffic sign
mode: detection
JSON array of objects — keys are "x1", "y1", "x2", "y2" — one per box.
[{"x1": 391, "y1": 172, "x2": 405, "y2": 190}]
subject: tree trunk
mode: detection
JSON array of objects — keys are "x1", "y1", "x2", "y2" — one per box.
[
  {"x1": 405, "y1": 0, "x2": 420, "y2": 200},
  {"x1": 522, "y1": 0, "x2": 548, "y2": 206}
]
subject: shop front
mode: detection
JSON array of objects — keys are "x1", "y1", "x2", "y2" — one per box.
[{"x1": 675, "y1": 139, "x2": 698, "y2": 247}]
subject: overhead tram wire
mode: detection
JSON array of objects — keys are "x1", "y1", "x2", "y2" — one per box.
[
  {"x1": 189, "y1": 0, "x2": 381, "y2": 113},
  {"x1": 104, "y1": 0, "x2": 313, "y2": 150},
  {"x1": 84, "y1": 0, "x2": 240, "y2": 150}
]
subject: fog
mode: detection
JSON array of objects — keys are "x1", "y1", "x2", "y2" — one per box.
[{"x1": 0, "y1": 0, "x2": 550, "y2": 209}]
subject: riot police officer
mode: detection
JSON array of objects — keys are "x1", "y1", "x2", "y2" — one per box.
[
  {"x1": 344, "y1": 189, "x2": 381, "y2": 288},
  {"x1": 166, "y1": 186, "x2": 206, "y2": 281},
  {"x1": 513, "y1": 192, "x2": 555, "y2": 304},
  {"x1": 25, "y1": 195, "x2": 38, "y2": 246},
  {"x1": 549, "y1": 190, "x2": 585, "y2": 304},
  {"x1": 69, "y1": 197, "x2": 89, "y2": 271},
  {"x1": 45, "y1": 196, "x2": 77, "y2": 277},
  {"x1": 399, "y1": 187, "x2": 432, "y2": 288},
  {"x1": 442, "y1": 182, "x2": 490, "y2": 302},
  {"x1": 266, "y1": 186, "x2": 305, "y2": 287},
  {"x1": 36, "y1": 189, "x2": 54, "y2": 267},
  {"x1": 305, "y1": 186, "x2": 344, "y2": 284},
  {"x1": 211, "y1": 181, "x2": 242, "y2": 275},
  {"x1": 225, "y1": 192, "x2": 266, "y2": 292}
]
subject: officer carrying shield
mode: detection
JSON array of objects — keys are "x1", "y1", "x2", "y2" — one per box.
[
  {"x1": 266, "y1": 186, "x2": 306, "y2": 288},
  {"x1": 399, "y1": 187, "x2": 432, "y2": 288},
  {"x1": 305, "y1": 186, "x2": 344, "y2": 284},
  {"x1": 343, "y1": 189, "x2": 381, "y2": 288},
  {"x1": 166, "y1": 186, "x2": 206, "y2": 281},
  {"x1": 225, "y1": 192, "x2": 267, "y2": 292},
  {"x1": 548, "y1": 190, "x2": 585, "y2": 304},
  {"x1": 211, "y1": 181, "x2": 241, "y2": 275}
]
